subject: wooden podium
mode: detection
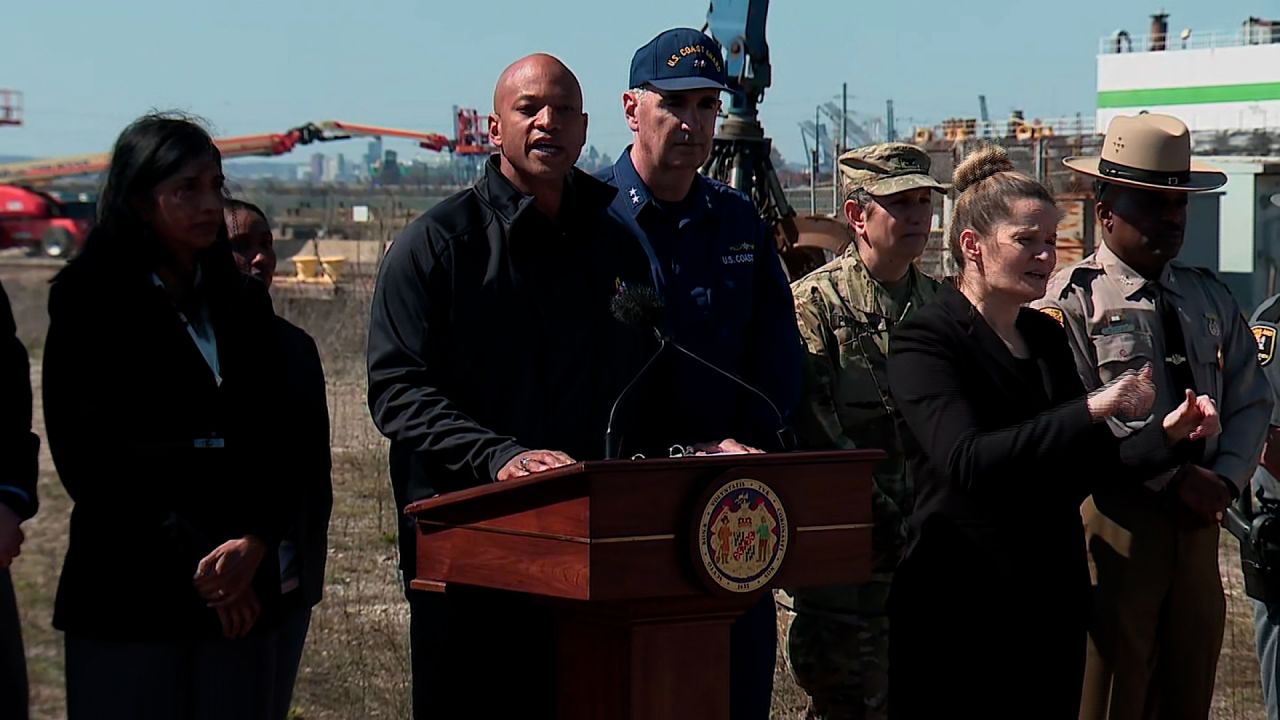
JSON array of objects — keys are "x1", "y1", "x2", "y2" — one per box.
[{"x1": 405, "y1": 449, "x2": 881, "y2": 719}]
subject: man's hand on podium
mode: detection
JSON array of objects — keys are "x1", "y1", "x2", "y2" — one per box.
[
  {"x1": 497, "y1": 450, "x2": 577, "y2": 481},
  {"x1": 691, "y1": 438, "x2": 764, "y2": 456}
]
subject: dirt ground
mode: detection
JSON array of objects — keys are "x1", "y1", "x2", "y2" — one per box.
[{"x1": 2, "y1": 268, "x2": 1267, "y2": 719}]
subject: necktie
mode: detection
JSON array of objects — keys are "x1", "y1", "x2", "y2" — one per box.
[{"x1": 1155, "y1": 283, "x2": 1204, "y2": 463}]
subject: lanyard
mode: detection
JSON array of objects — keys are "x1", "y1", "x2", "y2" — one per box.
[{"x1": 151, "y1": 272, "x2": 222, "y2": 387}]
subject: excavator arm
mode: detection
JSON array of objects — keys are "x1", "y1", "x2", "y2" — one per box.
[{"x1": 0, "y1": 120, "x2": 454, "y2": 185}]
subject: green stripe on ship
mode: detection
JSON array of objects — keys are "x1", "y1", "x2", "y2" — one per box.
[{"x1": 1098, "y1": 82, "x2": 1280, "y2": 108}]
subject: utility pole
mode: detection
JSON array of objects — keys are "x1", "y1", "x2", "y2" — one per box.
[
  {"x1": 841, "y1": 83, "x2": 848, "y2": 150},
  {"x1": 832, "y1": 134, "x2": 839, "y2": 215},
  {"x1": 810, "y1": 105, "x2": 819, "y2": 214},
  {"x1": 834, "y1": 82, "x2": 847, "y2": 214}
]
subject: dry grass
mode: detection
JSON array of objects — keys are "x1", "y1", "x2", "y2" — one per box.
[{"x1": 1, "y1": 267, "x2": 1268, "y2": 719}]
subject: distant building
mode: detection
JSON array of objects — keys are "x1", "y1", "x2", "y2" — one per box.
[
  {"x1": 379, "y1": 149, "x2": 401, "y2": 185},
  {"x1": 365, "y1": 138, "x2": 384, "y2": 175},
  {"x1": 309, "y1": 153, "x2": 325, "y2": 183},
  {"x1": 322, "y1": 156, "x2": 339, "y2": 183}
]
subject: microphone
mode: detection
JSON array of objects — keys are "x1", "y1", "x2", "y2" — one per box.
[
  {"x1": 609, "y1": 284, "x2": 665, "y2": 339},
  {"x1": 605, "y1": 286, "x2": 668, "y2": 459},
  {"x1": 604, "y1": 286, "x2": 795, "y2": 458}
]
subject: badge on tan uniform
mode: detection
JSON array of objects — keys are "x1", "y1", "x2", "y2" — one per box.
[
  {"x1": 1040, "y1": 307, "x2": 1065, "y2": 326},
  {"x1": 1100, "y1": 312, "x2": 1135, "y2": 335},
  {"x1": 1254, "y1": 324, "x2": 1277, "y2": 366}
]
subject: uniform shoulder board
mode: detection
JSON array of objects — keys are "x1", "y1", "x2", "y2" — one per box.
[
  {"x1": 1064, "y1": 261, "x2": 1102, "y2": 284},
  {"x1": 1185, "y1": 264, "x2": 1233, "y2": 291},
  {"x1": 702, "y1": 176, "x2": 753, "y2": 209},
  {"x1": 790, "y1": 259, "x2": 840, "y2": 296},
  {"x1": 1042, "y1": 259, "x2": 1095, "y2": 303},
  {"x1": 1253, "y1": 293, "x2": 1280, "y2": 324}
]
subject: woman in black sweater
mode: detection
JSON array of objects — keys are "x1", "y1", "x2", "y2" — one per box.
[
  {"x1": 43, "y1": 114, "x2": 291, "y2": 719},
  {"x1": 885, "y1": 147, "x2": 1217, "y2": 718}
]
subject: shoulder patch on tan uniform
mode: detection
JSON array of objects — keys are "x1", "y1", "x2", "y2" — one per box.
[
  {"x1": 1253, "y1": 324, "x2": 1277, "y2": 367},
  {"x1": 1040, "y1": 307, "x2": 1065, "y2": 326}
]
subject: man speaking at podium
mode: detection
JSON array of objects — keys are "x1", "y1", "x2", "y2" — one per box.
[{"x1": 367, "y1": 54, "x2": 651, "y2": 719}]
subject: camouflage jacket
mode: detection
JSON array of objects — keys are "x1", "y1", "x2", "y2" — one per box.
[{"x1": 791, "y1": 245, "x2": 940, "y2": 596}]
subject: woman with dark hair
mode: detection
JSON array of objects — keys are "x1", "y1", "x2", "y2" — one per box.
[
  {"x1": 43, "y1": 113, "x2": 291, "y2": 719},
  {"x1": 884, "y1": 146, "x2": 1219, "y2": 717}
]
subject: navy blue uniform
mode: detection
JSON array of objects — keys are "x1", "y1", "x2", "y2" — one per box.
[
  {"x1": 599, "y1": 148, "x2": 802, "y2": 720},
  {"x1": 597, "y1": 148, "x2": 802, "y2": 453}
]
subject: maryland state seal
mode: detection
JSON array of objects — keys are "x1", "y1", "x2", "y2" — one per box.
[{"x1": 697, "y1": 478, "x2": 788, "y2": 593}]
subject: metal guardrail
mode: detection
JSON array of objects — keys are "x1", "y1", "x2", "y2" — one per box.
[
  {"x1": 1100, "y1": 28, "x2": 1280, "y2": 55},
  {"x1": 910, "y1": 117, "x2": 1098, "y2": 141}
]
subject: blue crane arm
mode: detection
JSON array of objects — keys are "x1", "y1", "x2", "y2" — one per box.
[{"x1": 705, "y1": 0, "x2": 771, "y2": 121}]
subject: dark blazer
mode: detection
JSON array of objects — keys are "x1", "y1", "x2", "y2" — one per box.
[
  {"x1": 43, "y1": 241, "x2": 293, "y2": 640},
  {"x1": 275, "y1": 317, "x2": 331, "y2": 610},
  {"x1": 884, "y1": 283, "x2": 1179, "y2": 717},
  {"x1": 888, "y1": 282, "x2": 1175, "y2": 578},
  {"x1": 0, "y1": 280, "x2": 37, "y2": 520}
]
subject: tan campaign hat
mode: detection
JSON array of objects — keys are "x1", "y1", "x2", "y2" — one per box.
[{"x1": 1063, "y1": 113, "x2": 1226, "y2": 192}]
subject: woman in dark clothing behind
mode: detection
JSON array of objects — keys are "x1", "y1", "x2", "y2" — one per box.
[
  {"x1": 43, "y1": 114, "x2": 291, "y2": 719},
  {"x1": 884, "y1": 146, "x2": 1219, "y2": 718}
]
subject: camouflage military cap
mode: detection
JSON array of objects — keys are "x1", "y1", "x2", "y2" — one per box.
[{"x1": 839, "y1": 143, "x2": 948, "y2": 198}]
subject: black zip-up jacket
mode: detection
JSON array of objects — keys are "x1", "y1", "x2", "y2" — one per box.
[
  {"x1": 0, "y1": 280, "x2": 37, "y2": 521},
  {"x1": 367, "y1": 157, "x2": 652, "y2": 580},
  {"x1": 43, "y1": 240, "x2": 293, "y2": 639}
]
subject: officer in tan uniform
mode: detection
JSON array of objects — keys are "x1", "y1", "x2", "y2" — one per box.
[
  {"x1": 782, "y1": 143, "x2": 946, "y2": 720},
  {"x1": 1033, "y1": 113, "x2": 1273, "y2": 720}
]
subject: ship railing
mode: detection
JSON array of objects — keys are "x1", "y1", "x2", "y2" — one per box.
[
  {"x1": 1099, "y1": 27, "x2": 1280, "y2": 55},
  {"x1": 910, "y1": 116, "x2": 1098, "y2": 143}
]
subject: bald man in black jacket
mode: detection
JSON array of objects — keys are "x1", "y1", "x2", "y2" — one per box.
[{"x1": 367, "y1": 55, "x2": 652, "y2": 719}]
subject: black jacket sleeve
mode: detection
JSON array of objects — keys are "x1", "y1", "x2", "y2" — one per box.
[
  {"x1": 294, "y1": 327, "x2": 332, "y2": 537},
  {"x1": 278, "y1": 319, "x2": 332, "y2": 605},
  {"x1": 367, "y1": 223, "x2": 526, "y2": 488},
  {"x1": 887, "y1": 314, "x2": 1172, "y2": 495},
  {"x1": 0, "y1": 280, "x2": 37, "y2": 520},
  {"x1": 236, "y1": 281, "x2": 297, "y2": 549}
]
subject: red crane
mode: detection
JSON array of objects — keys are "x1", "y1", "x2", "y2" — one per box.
[{"x1": 0, "y1": 116, "x2": 482, "y2": 257}]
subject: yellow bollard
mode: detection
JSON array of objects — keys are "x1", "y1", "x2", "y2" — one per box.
[{"x1": 293, "y1": 256, "x2": 321, "y2": 280}]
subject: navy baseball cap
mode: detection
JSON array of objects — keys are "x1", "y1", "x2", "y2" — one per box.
[{"x1": 629, "y1": 28, "x2": 729, "y2": 92}]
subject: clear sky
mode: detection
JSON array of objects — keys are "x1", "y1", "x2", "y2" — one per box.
[{"x1": 0, "y1": 0, "x2": 1271, "y2": 165}]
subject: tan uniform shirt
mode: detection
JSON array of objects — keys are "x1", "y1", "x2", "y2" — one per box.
[{"x1": 1032, "y1": 242, "x2": 1271, "y2": 493}]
